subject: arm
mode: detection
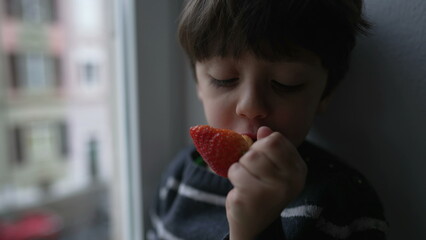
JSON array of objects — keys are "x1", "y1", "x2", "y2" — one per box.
[{"x1": 226, "y1": 126, "x2": 307, "y2": 240}]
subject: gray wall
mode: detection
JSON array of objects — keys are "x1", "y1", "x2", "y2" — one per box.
[
  {"x1": 135, "y1": 0, "x2": 187, "y2": 235},
  {"x1": 136, "y1": 0, "x2": 426, "y2": 239},
  {"x1": 309, "y1": 1, "x2": 426, "y2": 239}
]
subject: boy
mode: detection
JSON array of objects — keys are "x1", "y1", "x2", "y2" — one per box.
[{"x1": 149, "y1": 0, "x2": 388, "y2": 239}]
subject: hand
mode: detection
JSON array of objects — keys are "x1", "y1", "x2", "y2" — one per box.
[{"x1": 226, "y1": 126, "x2": 307, "y2": 240}]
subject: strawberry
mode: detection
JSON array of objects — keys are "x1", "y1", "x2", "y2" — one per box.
[{"x1": 189, "y1": 125, "x2": 253, "y2": 178}]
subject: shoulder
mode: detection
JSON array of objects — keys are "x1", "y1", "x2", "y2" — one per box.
[
  {"x1": 155, "y1": 145, "x2": 195, "y2": 198},
  {"x1": 151, "y1": 146, "x2": 232, "y2": 239},
  {"x1": 161, "y1": 145, "x2": 195, "y2": 179},
  {"x1": 159, "y1": 145, "x2": 232, "y2": 193},
  {"x1": 297, "y1": 141, "x2": 389, "y2": 238},
  {"x1": 298, "y1": 141, "x2": 386, "y2": 215},
  {"x1": 299, "y1": 141, "x2": 379, "y2": 192}
]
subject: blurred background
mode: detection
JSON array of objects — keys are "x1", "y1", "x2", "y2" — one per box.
[
  {"x1": 0, "y1": 0, "x2": 425, "y2": 240},
  {"x1": 0, "y1": 0, "x2": 119, "y2": 239}
]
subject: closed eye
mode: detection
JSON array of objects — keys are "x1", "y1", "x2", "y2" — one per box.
[
  {"x1": 271, "y1": 80, "x2": 304, "y2": 93},
  {"x1": 210, "y1": 78, "x2": 239, "y2": 88}
]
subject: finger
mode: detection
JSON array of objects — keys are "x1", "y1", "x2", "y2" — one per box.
[
  {"x1": 251, "y1": 132, "x2": 290, "y2": 169},
  {"x1": 239, "y1": 149, "x2": 281, "y2": 184},
  {"x1": 227, "y1": 162, "x2": 278, "y2": 209},
  {"x1": 257, "y1": 126, "x2": 274, "y2": 140},
  {"x1": 227, "y1": 162, "x2": 262, "y2": 190},
  {"x1": 253, "y1": 132, "x2": 306, "y2": 178}
]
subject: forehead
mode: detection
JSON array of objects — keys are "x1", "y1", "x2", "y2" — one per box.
[{"x1": 196, "y1": 50, "x2": 324, "y2": 70}]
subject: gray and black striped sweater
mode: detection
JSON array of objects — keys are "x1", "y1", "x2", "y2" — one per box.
[{"x1": 149, "y1": 141, "x2": 388, "y2": 240}]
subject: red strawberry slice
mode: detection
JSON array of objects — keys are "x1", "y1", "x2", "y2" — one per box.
[{"x1": 189, "y1": 125, "x2": 253, "y2": 178}]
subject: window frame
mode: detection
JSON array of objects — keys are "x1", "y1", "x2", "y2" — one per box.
[
  {"x1": 113, "y1": 0, "x2": 143, "y2": 239},
  {"x1": 114, "y1": 0, "x2": 188, "y2": 239},
  {"x1": 136, "y1": 1, "x2": 191, "y2": 239}
]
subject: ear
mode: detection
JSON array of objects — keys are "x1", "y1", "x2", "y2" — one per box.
[
  {"x1": 196, "y1": 83, "x2": 203, "y2": 101},
  {"x1": 316, "y1": 94, "x2": 332, "y2": 114},
  {"x1": 194, "y1": 65, "x2": 203, "y2": 101}
]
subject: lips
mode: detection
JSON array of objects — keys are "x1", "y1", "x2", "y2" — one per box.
[
  {"x1": 238, "y1": 122, "x2": 267, "y2": 141},
  {"x1": 241, "y1": 132, "x2": 257, "y2": 142}
]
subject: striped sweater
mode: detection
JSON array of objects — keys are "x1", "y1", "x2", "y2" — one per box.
[{"x1": 149, "y1": 141, "x2": 388, "y2": 240}]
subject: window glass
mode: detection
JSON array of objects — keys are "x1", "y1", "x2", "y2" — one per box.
[
  {"x1": 0, "y1": 0, "x2": 122, "y2": 239},
  {"x1": 80, "y1": 62, "x2": 100, "y2": 88},
  {"x1": 22, "y1": 53, "x2": 52, "y2": 90},
  {"x1": 5, "y1": 0, "x2": 56, "y2": 23}
]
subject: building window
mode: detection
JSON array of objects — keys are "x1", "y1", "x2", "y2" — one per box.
[
  {"x1": 58, "y1": 122, "x2": 68, "y2": 158},
  {"x1": 53, "y1": 56, "x2": 62, "y2": 87},
  {"x1": 10, "y1": 126, "x2": 25, "y2": 165},
  {"x1": 79, "y1": 62, "x2": 100, "y2": 89},
  {"x1": 87, "y1": 137, "x2": 99, "y2": 181},
  {"x1": 8, "y1": 54, "x2": 19, "y2": 88},
  {"x1": 4, "y1": 0, "x2": 58, "y2": 23},
  {"x1": 4, "y1": 0, "x2": 20, "y2": 17},
  {"x1": 8, "y1": 53, "x2": 61, "y2": 91},
  {"x1": 22, "y1": 53, "x2": 50, "y2": 90},
  {"x1": 8, "y1": 121, "x2": 68, "y2": 166},
  {"x1": 26, "y1": 122, "x2": 56, "y2": 161}
]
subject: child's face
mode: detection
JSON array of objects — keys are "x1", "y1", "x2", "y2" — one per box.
[{"x1": 195, "y1": 52, "x2": 330, "y2": 147}]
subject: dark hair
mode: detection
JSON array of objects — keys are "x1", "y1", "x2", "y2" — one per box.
[{"x1": 178, "y1": 0, "x2": 370, "y2": 96}]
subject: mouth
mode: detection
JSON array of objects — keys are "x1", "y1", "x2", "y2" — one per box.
[{"x1": 242, "y1": 133, "x2": 257, "y2": 142}]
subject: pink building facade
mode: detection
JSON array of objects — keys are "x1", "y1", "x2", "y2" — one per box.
[{"x1": 0, "y1": 0, "x2": 115, "y2": 217}]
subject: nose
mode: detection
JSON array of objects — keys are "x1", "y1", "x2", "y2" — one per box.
[{"x1": 235, "y1": 83, "x2": 269, "y2": 120}]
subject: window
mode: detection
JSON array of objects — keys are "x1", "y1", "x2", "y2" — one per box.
[
  {"x1": 21, "y1": 53, "x2": 50, "y2": 90},
  {"x1": 80, "y1": 62, "x2": 100, "y2": 88},
  {"x1": 26, "y1": 122, "x2": 57, "y2": 161},
  {"x1": 0, "y1": 0, "x2": 134, "y2": 239},
  {"x1": 8, "y1": 54, "x2": 19, "y2": 88},
  {"x1": 10, "y1": 126, "x2": 25, "y2": 165},
  {"x1": 58, "y1": 122, "x2": 68, "y2": 157},
  {"x1": 9, "y1": 121, "x2": 67, "y2": 165},
  {"x1": 87, "y1": 137, "x2": 99, "y2": 181},
  {"x1": 2, "y1": 0, "x2": 186, "y2": 239},
  {"x1": 7, "y1": 53, "x2": 60, "y2": 92},
  {"x1": 4, "y1": 0, "x2": 57, "y2": 23}
]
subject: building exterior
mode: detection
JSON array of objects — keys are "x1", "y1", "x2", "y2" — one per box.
[{"x1": 0, "y1": 0, "x2": 115, "y2": 224}]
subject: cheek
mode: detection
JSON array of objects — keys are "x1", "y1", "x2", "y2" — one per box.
[
  {"x1": 290, "y1": 113, "x2": 315, "y2": 145},
  {"x1": 197, "y1": 81, "x2": 237, "y2": 128},
  {"x1": 275, "y1": 110, "x2": 312, "y2": 146},
  {"x1": 275, "y1": 97, "x2": 321, "y2": 146},
  {"x1": 201, "y1": 97, "x2": 234, "y2": 127}
]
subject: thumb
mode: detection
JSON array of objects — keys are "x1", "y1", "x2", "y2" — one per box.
[{"x1": 257, "y1": 126, "x2": 274, "y2": 140}]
